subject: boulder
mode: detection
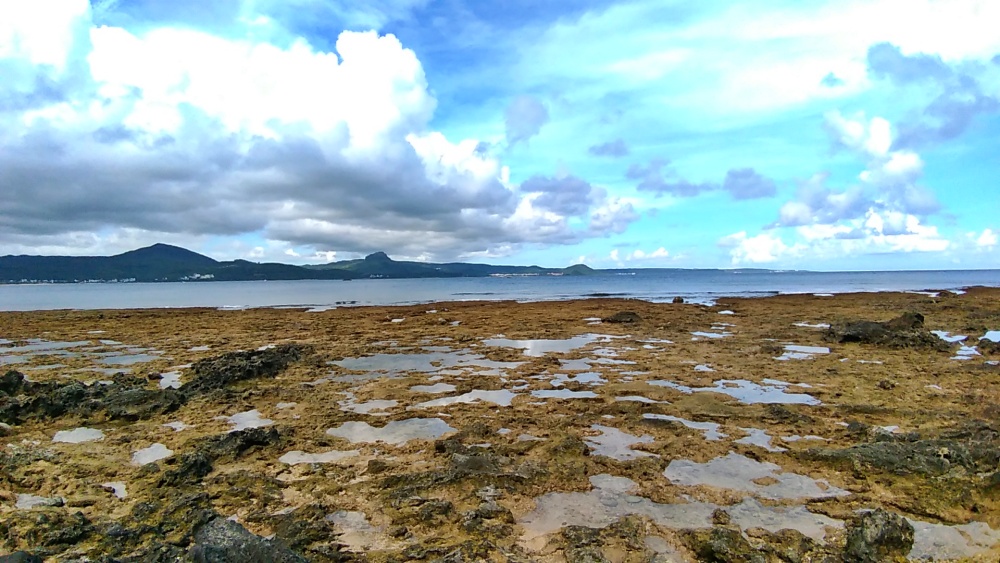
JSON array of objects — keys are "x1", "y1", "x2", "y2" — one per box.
[
  {"x1": 602, "y1": 311, "x2": 641, "y2": 324},
  {"x1": 189, "y1": 518, "x2": 308, "y2": 563},
  {"x1": 844, "y1": 509, "x2": 914, "y2": 562}
]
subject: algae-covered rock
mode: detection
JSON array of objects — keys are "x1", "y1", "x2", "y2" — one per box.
[
  {"x1": 603, "y1": 311, "x2": 641, "y2": 324},
  {"x1": 826, "y1": 311, "x2": 945, "y2": 349},
  {"x1": 183, "y1": 344, "x2": 310, "y2": 396},
  {"x1": 681, "y1": 526, "x2": 767, "y2": 563},
  {"x1": 844, "y1": 509, "x2": 914, "y2": 562},
  {"x1": 189, "y1": 518, "x2": 308, "y2": 563}
]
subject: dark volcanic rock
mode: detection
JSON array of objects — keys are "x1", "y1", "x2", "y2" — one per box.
[
  {"x1": 103, "y1": 387, "x2": 184, "y2": 421},
  {"x1": 682, "y1": 527, "x2": 766, "y2": 563},
  {"x1": 844, "y1": 509, "x2": 914, "y2": 562},
  {"x1": 826, "y1": 311, "x2": 945, "y2": 349},
  {"x1": 183, "y1": 344, "x2": 310, "y2": 396},
  {"x1": 189, "y1": 518, "x2": 308, "y2": 563},
  {"x1": 0, "y1": 370, "x2": 26, "y2": 396},
  {"x1": 0, "y1": 553, "x2": 43, "y2": 563},
  {"x1": 803, "y1": 421, "x2": 1000, "y2": 476},
  {"x1": 602, "y1": 311, "x2": 641, "y2": 324}
]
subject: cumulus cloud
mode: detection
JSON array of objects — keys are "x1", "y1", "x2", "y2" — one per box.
[
  {"x1": 628, "y1": 159, "x2": 776, "y2": 200},
  {"x1": 722, "y1": 168, "x2": 777, "y2": 200},
  {"x1": 774, "y1": 113, "x2": 940, "y2": 230},
  {"x1": 588, "y1": 138, "x2": 629, "y2": 157},
  {"x1": 516, "y1": 175, "x2": 640, "y2": 239},
  {"x1": 718, "y1": 231, "x2": 798, "y2": 265},
  {"x1": 504, "y1": 95, "x2": 549, "y2": 146},
  {"x1": 866, "y1": 42, "x2": 1000, "y2": 147},
  {"x1": 0, "y1": 2, "x2": 625, "y2": 260}
]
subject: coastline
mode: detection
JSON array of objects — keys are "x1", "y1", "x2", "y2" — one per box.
[{"x1": 2, "y1": 290, "x2": 999, "y2": 560}]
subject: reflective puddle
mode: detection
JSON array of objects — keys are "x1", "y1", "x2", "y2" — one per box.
[
  {"x1": 279, "y1": 450, "x2": 360, "y2": 465},
  {"x1": 483, "y1": 333, "x2": 617, "y2": 356},
  {"x1": 332, "y1": 350, "x2": 522, "y2": 376},
  {"x1": 410, "y1": 383, "x2": 457, "y2": 394},
  {"x1": 649, "y1": 379, "x2": 820, "y2": 405},
  {"x1": 664, "y1": 452, "x2": 848, "y2": 500},
  {"x1": 412, "y1": 389, "x2": 519, "y2": 409},
  {"x1": 53, "y1": 427, "x2": 105, "y2": 443},
  {"x1": 584, "y1": 425, "x2": 657, "y2": 461},
  {"x1": 221, "y1": 409, "x2": 274, "y2": 432},
  {"x1": 775, "y1": 344, "x2": 830, "y2": 361},
  {"x1": 339, "y1": 393, "x2": 398, "y2": 416},
  {"x1": 643, "y1": 414, "x2": 726, "y2": 441},
  {"x1": 530, "y1": 389, "x2": 599, "y2": 400},
  {"x1": 735, "y1": 428, "x2": 787, "y2": 452},
  {"x1": 132, "y1": 443, "x2": 173, "y2": 466},
  {"x1": 519, "y1": 473, "x2": 843, "y2": 547},
  {"x1": 326, "y1": 418, "x2": 456, "y2": 445}
]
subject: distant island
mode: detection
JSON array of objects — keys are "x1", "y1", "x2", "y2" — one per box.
[{"x1": 0, "y1": 243, "x2": 605, "y2": 284}]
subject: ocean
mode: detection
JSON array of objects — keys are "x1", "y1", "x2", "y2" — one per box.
[{"x1": 1, "y1": 269, "x2": 998, "y2": 311}]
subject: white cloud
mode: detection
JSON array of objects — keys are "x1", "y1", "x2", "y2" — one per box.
[
  {"x1": 976, "y1": 228, "x2": 997, "y2": 249},
  {"x1": 0, "y1": 3, "x2": 639, "y2": 260},
  {"x1": 720, "y1": 231, "x2": 798, "y2": 265}
]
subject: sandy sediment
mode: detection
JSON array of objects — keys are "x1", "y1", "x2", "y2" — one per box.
[{"x1": 1, "y1": 288, "x2": 999, "y2": 561}]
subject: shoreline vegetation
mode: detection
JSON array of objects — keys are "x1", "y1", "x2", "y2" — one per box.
[{"x1": 1, "y1": 290, "x2": 999, "y2": 561}]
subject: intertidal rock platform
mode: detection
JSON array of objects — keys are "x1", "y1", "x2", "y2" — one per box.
[{"x1": 1, "y1": 288, "x2": 999, "y2": 561}]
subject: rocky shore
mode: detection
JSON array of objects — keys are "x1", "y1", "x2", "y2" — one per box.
[{"x1": 1, "y1": 288, "x2": 999, "y2": 562}]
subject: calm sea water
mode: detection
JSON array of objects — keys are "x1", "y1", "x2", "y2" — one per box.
[{"x1": 0, "y1": 270, "x2": 997, "y2": 311}]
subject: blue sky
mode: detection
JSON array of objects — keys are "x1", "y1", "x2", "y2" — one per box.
[{"x1": 0, "y1": 0, "x2": 997, "y2": 270}]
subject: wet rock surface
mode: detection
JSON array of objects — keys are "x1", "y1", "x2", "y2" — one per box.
[
  {"x1": 826, "y1": 311, "x2": 946, "y2": 349},
  {"x1": 844, "y1": 509, "x2": 915, "y2": 562},
  {"x1": 1, "y1": 292, "x2": 999, "y2": 561}
]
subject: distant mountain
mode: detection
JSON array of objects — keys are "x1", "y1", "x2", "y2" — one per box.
[{"x1": 0, "y1": 244, "x2": 597, "y2": 283}]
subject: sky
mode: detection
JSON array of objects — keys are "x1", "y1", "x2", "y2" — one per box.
[{"x1": 1, "y1": 0, "x2": 998, "y2": 270}]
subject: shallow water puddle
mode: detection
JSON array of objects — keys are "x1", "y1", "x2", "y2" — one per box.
[
  {"x1": 909, "y1": 519, "x2": 1000, "y2": 560},
  {"x1": 412, "y1": 389, "x2": 519, "y2": 408},
  {"x1": 410, "y1": 383, "x2": 457, "y2": 394},
  {"x1": 775, "y1": 344, "x2": 830, "y2": 361},
  {"x1": 664, "y1": 452, "x2": 848, "y2": 500},
  {"x1": 326, "y1": 511, "x2": 396, "y2": 552},
  {"x1": 982, "y1": 330, "x2": 1000, "y2": 342},
  {"x1": 793, "y1": 322, "x2": 830, "y2": 329},
  {"x1": 16, "y1": 493, "x2": 64, "y2": 509},
  {"x1": 615, "y1": 395, "x2": 667, "y2": 404},
  {"x1": 585, "y1": 425, "x2": 657, "y2": 460},
  {"x1": 220, "y1": 409, "x2": 274, "y2": 432},
  {"x1": 102, "y1": 482, "x2": 127, "y2": 499},
  {"x1": 158, "y1": 370, "x2": 182, "y2": 389},
  {"x1": 53, "y1": 427, "x2": 105, "y2": 443},
  {"x1": 932, "y1": 330, "x2": 968, "y2": 343},
  {"x1": 98, "y1": 352, "x2": 161, "y2": 366},
  {"x1": 279, "y1": 450, "x2": 359, "y2": 465},
  {"x1": 1, "y1": 339, "x2": 91, "y2": 355},
  {"x1": 332, "y1": 349, "x2": 522, "y2": 376},
  {"x1": 326, "y1": 418, "x2": 455, "y2": 445},
  {"x1": 339, "y1": 393, "x2": 398, "y2": 416},
  {"x1": 643, "y1": 414, "x2": 726, "y2": 441},
  {"x1": 551, "y1": 371, "x2": 606, "y2": 386},
  {"x1": 735, "y1": 428, "x2": 787, "y2": 452},
  {"x1": 131, "y1": 443, "x2": 173, "y2": 466},
  {"x1": 694, "y1": 364, "x2": 715, "y2": 372},
  {"x1": 951, "y1": 345, "x2": 980, "y2": 360},
  {"x1": 519, "y1": 474, "x2": 842, "y2": 548},
  {"x1": 162, "y1": 421, "x2": 192, "y2": 432},
  {"x1": 483, "y1": 333, "x2": 617, "y2": 357},
  {"x1": 530, "y1": 389, "x2": 599, "y2": 400},
  {"x1": 649, "y1": 379, "x2": 820, "y2": 405},
  {"x1": 691, "y1": 331, "x2": 731, "y2": 339}
]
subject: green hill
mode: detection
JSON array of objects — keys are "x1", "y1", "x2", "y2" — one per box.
[{"x1": 0, "y1": 245, "x2": 599, "y2": 283}]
